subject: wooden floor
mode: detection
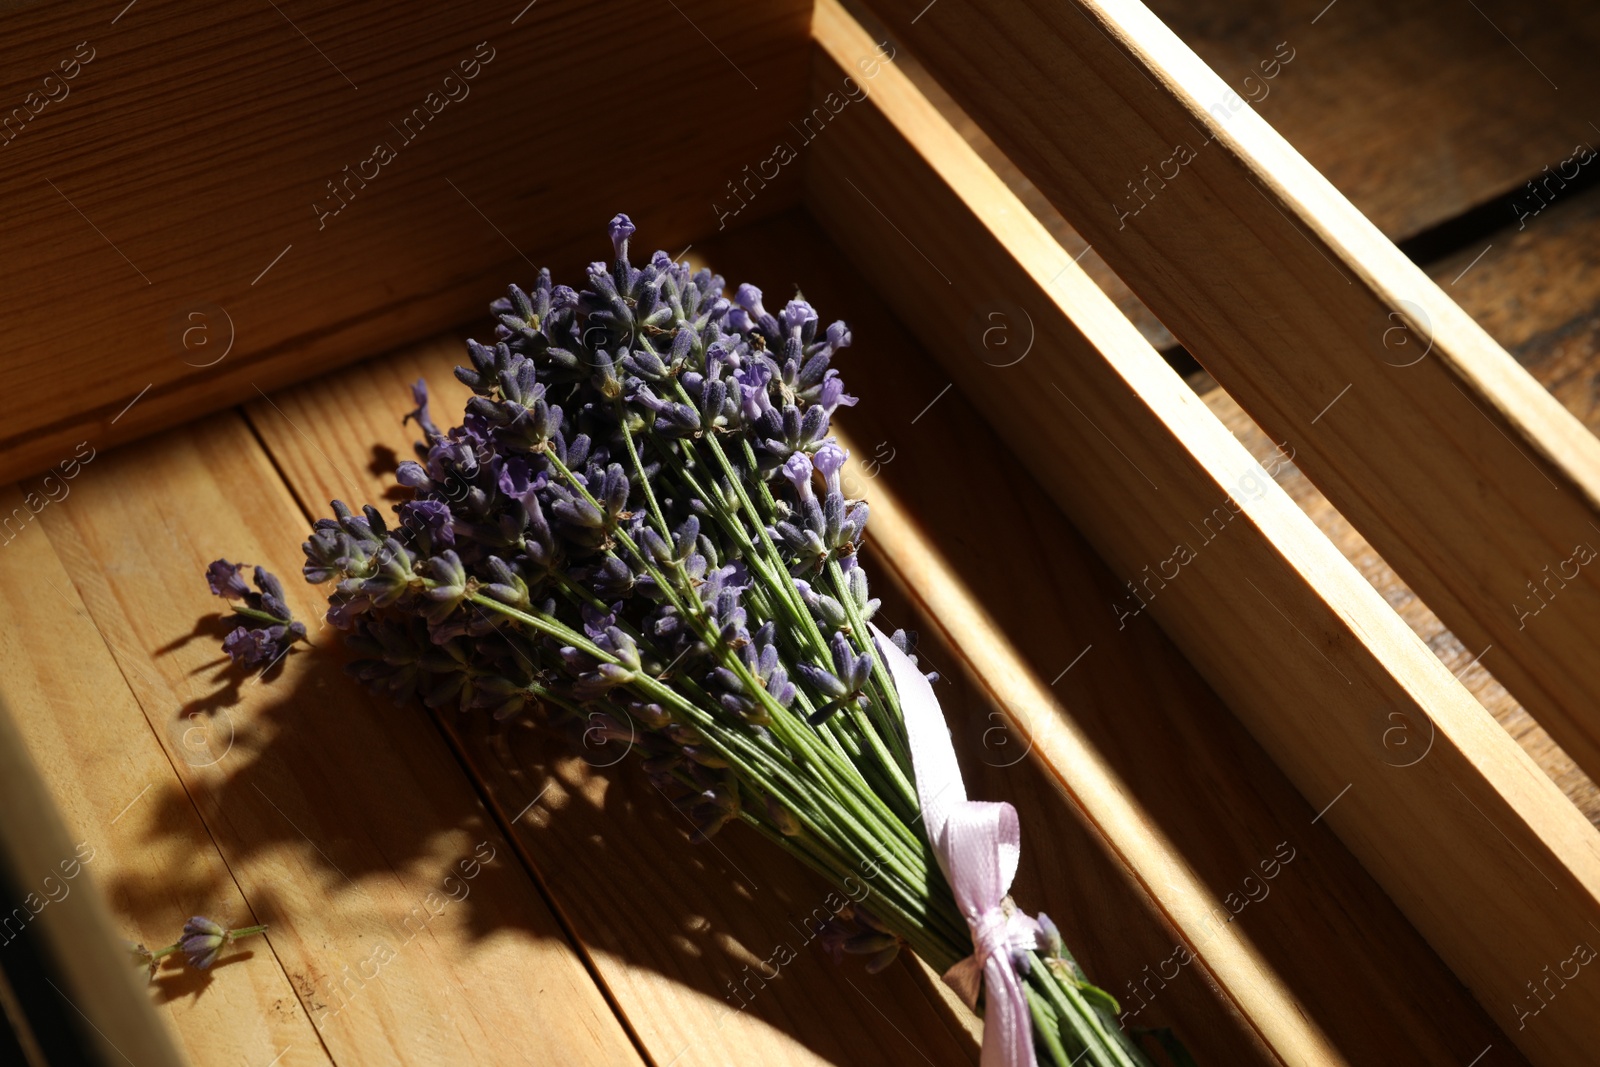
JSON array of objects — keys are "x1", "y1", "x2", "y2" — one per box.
[{"x1": 5, "y1": 2, "x2": 1600, "y2": 1065}]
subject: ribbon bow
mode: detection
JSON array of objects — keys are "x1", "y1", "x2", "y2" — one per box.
[{"x1": 872, "y1": 625, "x2": 1040, "y2": 1067}]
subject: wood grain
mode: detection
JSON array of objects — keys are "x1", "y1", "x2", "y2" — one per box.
[
  {"x1": 833, "y1": 4, "x2": 1600, "y2": 827},
  {"x1": 1193, "y1": 388, "x2": 1600, "y2": 826},
  {"x1": 1431, "y1": 189, "x2": 1600, "y2": 405},
  {"x1": 829, "y1": 7, "x2": 1175, "y2": 352},
  {"x1": 0, "y1": 0, "x2": 810, "y2": 486},
  {"x1": 887, "y1": 0, "x2": 1600, "y2": 827},
  {"x1": 246, "y1": 341, "x2": 984, "y2": 1067},
  {"x1": 1188, "y1": 184, "x2": 1600, "y2": 827},
  {"x1": 24, "y1": 418, "x2": 644, "y2": 1066},
  {"x1": 0, "y1": 484, "x2": 331, "y2": 1067},
  {"x1": 805, "y1": 4, "x2": 1600, "y2": 1060},
  {"x1": 854, "y1": 0, "x2": 1600, "y2": 817},
  {"x1": 838, "y1": 0, "x2": 1600, "y2": 346},
  {"x1": 1141, "y1": 0, "x2": 1600, "y2": 241}
]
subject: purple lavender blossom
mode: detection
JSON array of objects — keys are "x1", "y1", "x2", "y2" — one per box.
[
  {"x1": 403, "y1": 379, "x2": 443, "y2": 444},
  {"x1": 178, "y1": 916, "x2": 226, "y2": 969},
  {"x1": 206, "y1": 560, "x2": 251, "y2": 599},
  {"x1": 295, "y1": 216, "x2": 937, "y2": 816},
  {"x1": 156, "y1": 916, "x2": 270, "y2": 972},
  {"x1": 206, "y1": 560, "x2": 307, "y2": 667}
]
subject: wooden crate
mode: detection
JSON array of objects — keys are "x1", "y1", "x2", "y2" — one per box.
[{"x1": 3, "y1": 0, "x2": 1600, "y2": 1064}]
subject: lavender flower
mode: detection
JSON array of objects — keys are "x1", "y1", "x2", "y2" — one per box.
[
  {"x1": 207, "y1": 560, "x2": 307, "y2": 667},
  {"x1": 126, "y1": 917, "x2": 269, "y2": 979},
  {"x1": 179, "y1": 916, "x2": 227, "y2": 969}
]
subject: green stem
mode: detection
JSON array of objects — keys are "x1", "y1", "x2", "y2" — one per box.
[
  {"x1": 465, "y1": 593, "x2": 871, "y2": 861},
  {"x1": 734, "y1": 801, "x2": 967, "y2": 973},
  {"x1": 616, "y1": 409, "x2": 674, "y2": 541},
  {"x1": 542, "y1": 453, "x2": 940, "y2": 896},
  {"x1": 464, "y1": 586, "x2": 970, "y2": 952},
  {"x1": 672, "y1": 428, "x2": 919, "y2": 820},
  {"x1": 231, "y1": 605, "x2": 292, "y2": 627},
  {"x1": 1029, "y1": 952, "x2": 1151, "y2": 1067},
  {"x1": 1027, "y1": 984, "x2": 1075, "y2": 1067},
  {"x1": 646, "y1": 438, "x2": 919, "y2": 828}
]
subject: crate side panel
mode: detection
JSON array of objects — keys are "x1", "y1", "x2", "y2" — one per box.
[{"x1": 0, "y1": 0, "x2": 811, "y2": 484}]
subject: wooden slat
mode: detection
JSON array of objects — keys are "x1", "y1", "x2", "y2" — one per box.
[
  {"x1": 837, "y1": 0, "x2": 1600, "y2": 353},
  {"x1": 854, "y1": 0, "x2": 1600, "y2": 812},
  {"x1": 26, "y1": 418, "x2": 642, "y2": 1066},
  {"x1": 835, "y1": 4, "x2": 1600, "y2": 824},
  {"x1": 804, "y1": 4, "x2": 1600, "y2": 1062},
  {"x1": 0, "y1": 0, "x2": 810, "y2": 485},
  {"x1": 246, "y1": 343, "x2": 982, "y2": 1067},
  {"x1": 0, "y1": 485, "x2": 331, "y2": 1067},
  {"x1": 830, "y1": 14, "x2": 1176, "y2": 352},
  {"x1": 1193, "y1": 179, "x2": 1600, "y2": 826},
  {"x1": 1143, "y1": 0, "x2": 1600, "y2": 241},
  {"x1": 1003, "y1": 39, "x2": 1600, "y2": 827},
  {"x1": 1194, "y1": 389, "x2": 1600, "y2": 826}
]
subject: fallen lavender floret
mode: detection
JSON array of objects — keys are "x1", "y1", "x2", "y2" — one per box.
[
  {"x1": 126, "y1": 916, "x2": 269, "y2": 979},
  {"x1": 287, "y1": 216, "x2": 1179, "y2": 1067},
  {"x1": 206, "y1": 560, "x2": 306, "y2": 667}
]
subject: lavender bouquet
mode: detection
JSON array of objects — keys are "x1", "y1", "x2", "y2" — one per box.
[{"x1": 288, "y1": 216, "x2": 1187, "y2": 1067}]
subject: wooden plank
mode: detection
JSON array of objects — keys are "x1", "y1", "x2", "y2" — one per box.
[
  {"x1": 853, "y1": 0, "x2": 1600, "y2": 812},
  {"x1": 804, "y1": 4, "x2": 1600, "y2": 1061},
  {"x1": 1191, "y1": 191, "x2": 1600, "y2": 828},
  {"x1": 838, "y1": 0, "x2": 1600, "y2": 349},
  {"x1": 1141, "y1": 0, "x2": 1600, "y2": 240},
  {"x1": 1193, "y1": 389, "x2": 1600, "y2": 826},
  {"x1": 0, "y1": 0, "x2": 810, "y2": 486},
  {"x1": 246, "y1": 343, "x2": 983, "y2": 1067},
  {"x1": 829, "y1": 13, "x2": 1176, "y2": 352},
  {"x1": 30, "y1": 418, "x2": 643, "y2": 1066},
  {"x1": 702, "y1": 206, "x2": 1532, "y2": 1065},
  {"x1": 0, "y1": 484, "x2": 332, "y2": 1067}
]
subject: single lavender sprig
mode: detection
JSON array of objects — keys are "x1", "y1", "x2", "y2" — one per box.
[
  {"x1": 283, "y1": 216, "x2": 1176, "y2": 1066},
  {"x1": 207, "y1": 560, "x2": 306, "y2": 667},
  {"x1": 127, "y1": 916, "x2": 269, "y2": 979}
]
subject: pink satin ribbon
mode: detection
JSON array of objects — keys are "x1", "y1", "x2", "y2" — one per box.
[{"x1": 873, "y1": 624, "x2": 1041, "y2": 1067}]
